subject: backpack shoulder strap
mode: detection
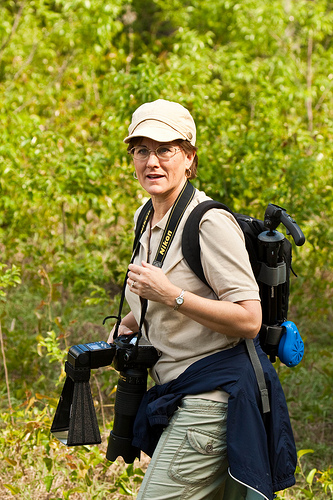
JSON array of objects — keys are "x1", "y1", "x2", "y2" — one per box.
[{"x1": 182, "y1": 200, "x2": 233, "y2": 289}]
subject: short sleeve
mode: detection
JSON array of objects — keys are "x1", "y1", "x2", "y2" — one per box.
[{"x1": 199, "y1": 209, "x2": 260, "y2": 302}]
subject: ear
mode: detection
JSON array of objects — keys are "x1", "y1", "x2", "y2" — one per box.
[{"x1": 185, "y1": 150, "x2": 196, "y2": 168}]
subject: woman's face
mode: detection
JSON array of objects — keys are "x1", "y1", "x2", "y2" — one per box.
[{"x1": 133, "y1": 138, "x2": 195, "y2": 203}]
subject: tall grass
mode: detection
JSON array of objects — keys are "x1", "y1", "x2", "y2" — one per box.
[{"x1": 0, "y1": 273, "x2": 332, "y2": 499}]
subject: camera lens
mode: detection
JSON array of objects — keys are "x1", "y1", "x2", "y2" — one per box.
[{"x1": 106, "y1": 368, "x2": 148, "y2": 463}]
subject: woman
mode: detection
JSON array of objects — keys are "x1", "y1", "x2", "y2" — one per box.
[{"x1": 108, "y1": 99, "x2": 296, "y2": 500}]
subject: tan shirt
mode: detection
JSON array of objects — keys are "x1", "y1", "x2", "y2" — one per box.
[{"x1": 125, "y1": 189, "x2": 260, "y2": 399}]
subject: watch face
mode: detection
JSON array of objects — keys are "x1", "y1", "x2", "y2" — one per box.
[{"x1": 176, "y1": 297, "x2": 184, "y2": 305}]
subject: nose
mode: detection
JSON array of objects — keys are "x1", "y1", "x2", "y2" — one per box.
[{"x1": 146, "y1": 150, "x2": 160, "y2": 166}]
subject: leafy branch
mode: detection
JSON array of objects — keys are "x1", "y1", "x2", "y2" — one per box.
[
  {"x1": 0, "y1": 263, "x2": 21, "y2": 426},
  {"x1": 0, "y1": 263, "x2": 21, "y2": 297},
  {"x1": 0, "y1": 0, "x2": 26, "y2": 58}
]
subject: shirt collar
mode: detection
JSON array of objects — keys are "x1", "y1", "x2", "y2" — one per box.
[{"x1": 151, "y1": 204, "x2": 173, "y2": 231}]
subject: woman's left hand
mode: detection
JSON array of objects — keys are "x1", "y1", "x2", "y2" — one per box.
[{"x1": 127, "y1": 261, "x2": 179, "y2": 306}]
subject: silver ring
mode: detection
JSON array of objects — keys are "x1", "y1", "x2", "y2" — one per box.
[{"x1": 130, "y1": 280, "x2": 136, "y2": 288}]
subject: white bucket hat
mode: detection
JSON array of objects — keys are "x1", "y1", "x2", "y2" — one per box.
[{"x1": 124, "y1": 99, "x2": 196, "y2": 146}]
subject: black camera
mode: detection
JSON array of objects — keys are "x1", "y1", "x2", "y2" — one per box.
[
  {"x1": 105, "y1": 334, "x2": 159, "y2": 463},
  {"x1": 51, "y1": 334, "x2": 159, "y2": 463}
]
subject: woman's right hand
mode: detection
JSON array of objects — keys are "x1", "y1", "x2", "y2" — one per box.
[
  {"x1": 107, "y1": 324, "x2": 135, "y2": 344},
  {"x1": 107, "y1": 311, "x2": 139, "y2": 344}
]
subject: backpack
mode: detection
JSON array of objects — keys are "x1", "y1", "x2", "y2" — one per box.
[
  {"x1": 181, "y1": 200, "x2": 305, "y2": 367},
  {"x1": 135, "y1": 196, "x2": 305, "y2": 368}
]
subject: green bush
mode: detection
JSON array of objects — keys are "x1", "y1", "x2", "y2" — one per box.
[{"x1": 0, "y1": 0, "x2": 332, "y2": 497}]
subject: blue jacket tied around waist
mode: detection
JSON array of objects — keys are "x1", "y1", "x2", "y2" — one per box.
[{"x1": 132, "y1": 339, "x2": 297, "y2": 500}]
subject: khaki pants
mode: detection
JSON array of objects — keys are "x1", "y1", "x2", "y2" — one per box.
[{"x1": 137, "y1": 398, "x2": 265, "y2": 500}]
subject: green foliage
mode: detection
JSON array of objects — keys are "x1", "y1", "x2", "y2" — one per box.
[
  {"x1": 0, "y1": 401, "x2": 144, "y2": 499},
  {"x1": 1, "y1": 0, "x2": 332, "y2": 288},
  {"x1": 277, "y1": 450, "x2": 333, "y2": 499},
  {"x1": 0, "y1": 0, "x2": 332, "y2": 498},
  {"x1": 0, "y1": 264, "x2": 21, "y2": 299}
]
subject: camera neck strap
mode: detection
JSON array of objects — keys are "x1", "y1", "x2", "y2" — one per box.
[
  {"x1": 108, "y1": 181, "x2": 195, "y2": 340},
  {"x1": 132, "y1": 180, "x2": 195, "y2": 266}
]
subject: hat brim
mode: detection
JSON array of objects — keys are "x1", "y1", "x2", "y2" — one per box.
[{"x1": 123, "y1": 119, "x2": 188, "y2": 144}]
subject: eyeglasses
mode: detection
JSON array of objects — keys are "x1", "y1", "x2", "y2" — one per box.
[{"x1": 129, "y1": 145, "x2": 182, "y2": 161}]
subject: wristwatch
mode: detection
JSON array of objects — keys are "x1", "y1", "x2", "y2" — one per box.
[{"x1": 174, "y1": 289, "x2": 185, "y2": 310}]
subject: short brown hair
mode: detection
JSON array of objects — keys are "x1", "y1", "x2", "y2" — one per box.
[{"x1": 175, "y1": 140, "x2": 198, "y2": 179}]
